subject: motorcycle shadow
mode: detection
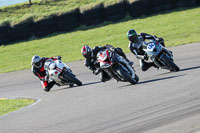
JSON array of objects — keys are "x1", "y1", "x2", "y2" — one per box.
[
  {"x1": 82, "y1": 81, "x2": 102, "y2": 86},
  {"x1": 51, "y1": 81, "x2": 102, "y2": 92},
  {"x1": 157, "y1": 65, "x2": 200, "y2": 76},
  {"x1": 119, "y1": 74, "x2": 185, "y2": 88},
  {"x1": 138, "y1": 74, "x2": 185, "y2": 84},
  {"x1": 179, "y1": 66, "x2": 200, "y2": 72}
]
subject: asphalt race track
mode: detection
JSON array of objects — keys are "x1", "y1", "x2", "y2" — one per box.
[{"x1": 0, "y1": 43, "x2": 200, "y2": 133}]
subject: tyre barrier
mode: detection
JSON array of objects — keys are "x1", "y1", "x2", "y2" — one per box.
[
  {"x1": 128, "y1": 0, "x2": 150, "y2": 18},
  {"x1": 0, "y1": 0, "x2": 199, "y2": 44},
  {"x1": 172, "y1": 0, "x2": 198, "y2": 8},
  {"x1": 0, "y1": 24, "x2": 12, "y2": 45},
  {"x1": 33, "y1": 16, "x2": 57, "y2": 37},
  {"x1": 148, "y1": 0, "x2": 173, "y2": 13},
  {"x1": 103, "y1": 1, "x2": 127, "y2": 22},
  {"x1": 79, "y1": 4, "x2": 104, "y2": 26},
  {"x1": 55, "y1": 8, "x2": 79, "y2": 32},
  {"x1": 11, "y1": 19, "x2": 34, "y2": 42},
  {"x1": 197, "y1": 0, "x2": 200, "y2": 5}
]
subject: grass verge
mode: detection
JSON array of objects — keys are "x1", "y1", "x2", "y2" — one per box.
[
  {"x1": 0, "y1": 7, "x2": 200, "y2": 73},
  {"x1": 0, "y1": 98, "x2": 35, "y2": 116},
  {"x1": 0, "y1": 0, "x2": 120, "y2": 25}
]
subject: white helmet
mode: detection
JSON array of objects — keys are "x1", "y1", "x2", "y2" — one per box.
[{"x1": 31, "y1": 55, "x2": 42, "y2": 68}]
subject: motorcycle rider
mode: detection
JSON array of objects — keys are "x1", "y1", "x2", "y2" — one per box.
[
  {"x1": 127, "y1": 29, "x2": 166, "y2": 71},
  {"x1": 31, "y1": 55, "x2": 61, "y2": 92},
  {"x1": 81, "y1": 44, "x2": 133, "y2": 82}
]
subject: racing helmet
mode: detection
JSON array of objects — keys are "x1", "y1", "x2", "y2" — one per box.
[
  {"x1": 127, "y1": 29, "x2": 138, "y2": 43},
  {"x1": 81, "y1": 45, "x2": 92, "y2": 59},
  {"x1": 31, "y1": 55, "x2": 42, "y2": 68}
]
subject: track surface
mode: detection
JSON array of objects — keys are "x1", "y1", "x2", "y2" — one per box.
[{"x1": 0, "y1": 43, "x2": 200, "y2": 133}]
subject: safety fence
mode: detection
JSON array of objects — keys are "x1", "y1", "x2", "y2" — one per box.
[{"x1": 0, "y1": 0, "x2": 199, "y2": 45}]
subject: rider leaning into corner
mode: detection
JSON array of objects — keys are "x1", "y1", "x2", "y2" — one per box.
[
  {"x1": 31, "y1": 55, "x2": 61, "y2": 92},
  {"x1": 127, "y1": 29, "x2": 169, "y2": 71},
  {"x1": 81, "y1": 44, "x2": 133, "y2": 82}
]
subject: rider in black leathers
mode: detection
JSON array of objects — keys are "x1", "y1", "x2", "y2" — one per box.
[
  {"x1": 127, "y1": 29, "x2": 166, "y2": 71},
  {"x1": 81, "y1": 44, "x2": 132, "y2": 82}
]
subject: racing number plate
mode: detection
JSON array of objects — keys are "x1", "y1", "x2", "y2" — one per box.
[{"x1": 147, "y1": 43, "x2": 155, "y2": 51}]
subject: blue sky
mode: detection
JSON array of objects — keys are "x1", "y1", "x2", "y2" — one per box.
[{"x1": 0, "y1": 0, "x2": 28, "y2": 7}]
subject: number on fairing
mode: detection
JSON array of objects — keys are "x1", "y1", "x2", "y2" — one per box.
[
  {"x1": 147, "y1": 43, "x2": 155, "y2": 51},
  {"x1": 98, "y1": 51, "x2": 107, "y2": 61}
]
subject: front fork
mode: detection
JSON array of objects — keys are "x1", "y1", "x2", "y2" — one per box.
[{"x1": 116, "y1": 55, "x2": 135, "y2": 79}]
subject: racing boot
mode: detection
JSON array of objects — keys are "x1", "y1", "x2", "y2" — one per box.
[
  {"x1": 140, "y1": 60, "x2": 157, "y2": 71},
  {"x1": 43, "y1": 81, "x2": 55, "y2": 92},
  {"x1": 140, "y1": 60, "x2": 150, "y2": 71},
  {"x1": 44, "y1": 88, "x2": 51, "y2": 92}
]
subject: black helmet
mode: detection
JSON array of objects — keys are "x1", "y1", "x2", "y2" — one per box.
[
  {"x1": 31, "y1": 55, "x2": 42, "y2": 68},
  {"x1": 127, "y1": 29, "x2": 138, "y2": 43},
  {"x1": 81, "y1": 45, "x2": 92, "y2": 59}
]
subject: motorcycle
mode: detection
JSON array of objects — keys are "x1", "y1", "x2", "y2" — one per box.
[
  {"x1": 142, "y1": 40, "x2": 180, "y2": 71},
  {"x1": 96, "y1": 48, "x2": 139, "y2": 84},
  {"x1": 44, "y1": 59, "x2": 82, "y2": 87}
]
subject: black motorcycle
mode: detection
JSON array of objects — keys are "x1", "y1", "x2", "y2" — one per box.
[{"x1": 96, "y1": 48, "x2": 139, "y2": 84}]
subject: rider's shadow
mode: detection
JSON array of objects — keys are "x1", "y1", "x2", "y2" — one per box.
[{"x1": 51, "y1": 81, "x2": 102, "y2": 92}]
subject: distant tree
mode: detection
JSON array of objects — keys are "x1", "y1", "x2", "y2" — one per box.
[{"x1": 29, "y1": 0, "x2": 32, "y2": 5}]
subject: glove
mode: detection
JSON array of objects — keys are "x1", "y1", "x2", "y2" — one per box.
[
  {"x1": 106, "y1": 44, "x2": 114, "y2": 48},
  {"x1": 158, "y1": 38, "x2": 164, "y2": 43},
  {"x1": 154, "y1": 36, "x2": 159, "y2": 42},
  {"x1": 57, "y1": 56, "x2": 62, "y2": 60},
  {"x1": 105, "y1": 44, "x2": 114, "y2": 51}
]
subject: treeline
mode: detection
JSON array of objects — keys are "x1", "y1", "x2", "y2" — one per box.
[{"x1": 0, "y1": 0, "x2": 199, "y2": 45}]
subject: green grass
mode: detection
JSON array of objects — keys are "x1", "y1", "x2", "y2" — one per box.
[
  {"x1": 0, "y1": 0, "x2": 120, "y2": 25},
  {"x1": 0, "y1": 98, "x2": 35, "y2": 116},
  {"x1": 0, "y1": 7, "x2": 200, "y2": 73}
]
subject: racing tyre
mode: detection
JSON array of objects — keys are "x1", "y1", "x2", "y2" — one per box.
[
  {"x1": 117, "y1": 67, "x2": 137, "y2": 84},
  {"x1": 161, "y1": 55, "x2": 180, "y2": 72},
  {"x1": 135, "y1": 74, "x2": 139, "y2": 83},
  {"x1": 63, "y1": 72, "x2": 82, "y2": 86}
]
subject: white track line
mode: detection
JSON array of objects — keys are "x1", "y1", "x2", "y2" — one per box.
[{"x1": 0, "y1": 96, "x2": 42, "y2": 118}]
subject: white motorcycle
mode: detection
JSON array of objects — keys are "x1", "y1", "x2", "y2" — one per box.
[
  {"x1": 143, "y1": 40, "x2": 180, "y2": 72},
  {"x1": 44, "y1": 59, "x2": 82, "y2": 87}
]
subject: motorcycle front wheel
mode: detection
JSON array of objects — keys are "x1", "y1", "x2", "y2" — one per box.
[
  {"x1": 63, "y1": 72, "x2": 82, "y2": 86},
  {"x1": 116, "y1": 67, "x2": 138, "y2": 84},
  {"x1": 161, "y1": 54, "x2": 180, "y2": 72}
]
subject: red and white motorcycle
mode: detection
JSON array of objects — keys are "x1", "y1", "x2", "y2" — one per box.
[{"x1": 44, "y1": 59, "x2": 82, "y2": 87}]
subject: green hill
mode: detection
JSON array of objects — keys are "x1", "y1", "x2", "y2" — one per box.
[
  {"x1": 0, "y1": 0, "x2": 120, "y2": 25},
  {"x1": 0, "y1": 7, "x2": 200, "y2": 73}
]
